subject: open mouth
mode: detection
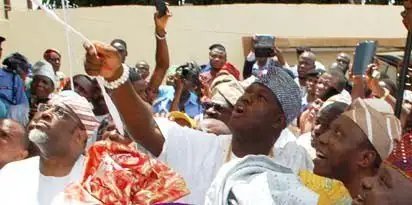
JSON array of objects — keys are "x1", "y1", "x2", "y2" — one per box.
[{"x1": 315, "y1": 151, "x2": 327, "y2": 160}]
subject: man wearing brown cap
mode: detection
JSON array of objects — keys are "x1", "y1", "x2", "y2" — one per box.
[
  {"x1": 353, "y1": 3, "x2": 412, "y2": 204},
  {"x1": 353, "y1": 132, "x2": 412, "y2": 205},
  {"x1": 0, "y1": 91, "x2": 100, "y2": 205},
  {"x1": 313, "y1": 98, "x2": 402, "y2": 198},
  {"x1": 204, "y1": 74, "x2": 244, "y2": 124},
  {"x1": 198, "y1": 74, "x2": 245, "y2": 135}
]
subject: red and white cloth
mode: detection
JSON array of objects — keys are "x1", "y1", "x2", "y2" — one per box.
[{"x1": 61, "y1": 141, "x2": 189, "y2": 205}]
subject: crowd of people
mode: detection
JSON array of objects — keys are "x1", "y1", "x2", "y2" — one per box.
[{"x1": 1, "y1": 2, "x2": 412, "y2": 205}]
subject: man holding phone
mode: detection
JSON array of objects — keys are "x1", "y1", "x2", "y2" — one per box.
[
  {"x1": 350, "y1": 41, "x2": 377, "y2": 100},
  {"x1": 243, "y1": 35, "x2": 292, "y2": 79}
]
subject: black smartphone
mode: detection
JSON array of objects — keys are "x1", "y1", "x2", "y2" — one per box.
[
  {"x1": 254, "y1": 35, "x2": 275, "y2": 58},
  {"x1": 353, "y1": 40, "x2": 377, "y2": 75},
  {"x1": 154, "y1": 0, "x2": 167, "y2": 18}
]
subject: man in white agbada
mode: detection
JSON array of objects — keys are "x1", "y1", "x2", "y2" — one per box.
[
  {"x1": 84, "y1": 42, "x2": 313, "y2": 204},
  {"x1": 0, "y1": 91, "x2": 99, "y2": 205}
]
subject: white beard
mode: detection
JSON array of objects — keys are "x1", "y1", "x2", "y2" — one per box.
[{"x1": 28, "y1": 129, "x2": 48, "y2": 144}]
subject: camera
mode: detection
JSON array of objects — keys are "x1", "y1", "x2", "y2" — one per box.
[
  {"x1": 254, "y1": 35, "x2": 275, "y2": 58},
  {"x1": 175, "y1": 62, "x2": 200, "y2": 80}
]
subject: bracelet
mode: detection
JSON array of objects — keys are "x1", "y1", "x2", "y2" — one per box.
[
  {"x1": 103, "y1": 64, "x2": 130, "y2": 90},
  {"x1": 380, "y1": 88, "x2": 390, "y2": 100},
  {"x1": 155, "y1": 32, "x2": 167, "y2": 40}
]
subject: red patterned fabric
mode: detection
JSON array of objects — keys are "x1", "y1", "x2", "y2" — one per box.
[
  {"x1": 386, "y1": 132, "x2": 412, "y2": 182},
  {"x1": 221, "y1": 62, "x2": 240, "y2": 80},
  {"x1": 63, "y1": 141, "x2": 189, "y2": 205}
]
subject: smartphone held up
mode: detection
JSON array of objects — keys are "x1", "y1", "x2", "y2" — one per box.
[
  {"x1": 254, "y1": 34, "x2": 276, "y2": 58},
  {"x1": 353, "y1": 40, "x2": 377, "y2": 76},
  {"x1": 154, "y1": 0, "x2": 168, "y2": 17}
]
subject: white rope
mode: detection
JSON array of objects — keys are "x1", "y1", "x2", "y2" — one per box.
[
  {"x1": 96, "y1": 77, "x2": 124, "y2": 135},
  {"x1": 31, "y1": 0, "x2": 125, "y2": 135},
  {"x1": 60, "y1": 0, "x2": 74, "y2": 90},
  {"x1": 31, "y1": 0, "x2": 95, "y2": 50}
]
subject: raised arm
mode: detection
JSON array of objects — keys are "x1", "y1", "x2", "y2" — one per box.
[
  {"x1": 351, "y1": 75, "x2": 365, "y2": 100},
  {"x1": 243, "y1": 50, "x2": 256, "y2": 79},
  {"x1": 147, "y1": 12, "x2": 171, "y2": 103},
  {"x1": 84, "y1": 41, "x2": 165, "y2": 157},
  {"x1": 274, "y1": 46, "x2": 287, "y2": 67},
  {"x1": 366, "y1": 64, "x2": 410, "y2": 128}
]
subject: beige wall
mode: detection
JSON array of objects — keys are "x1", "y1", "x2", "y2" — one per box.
[
  {"x1": 10, "y1": 0, "x2": 29, "y2": 11},
  {"x1": 0, "y1": 4, "x2": 406, "y2": 76}
]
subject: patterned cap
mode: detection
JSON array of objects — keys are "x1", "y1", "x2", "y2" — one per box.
[
  {"x1": 49, "y1": 90, "x2": 99, "y2": 138},
  {"x1": 342, "y1": 98, "x2": 402, "y2": 160},
  {"x1": 210, "y1": 74, "x2": 244, "y2": 107},
  {"x1": 386, "y1": 133, "x2": 412, "y2": 182},
  {"x1": 255, "y1": 63, "x2": 302, "y2": 125}
]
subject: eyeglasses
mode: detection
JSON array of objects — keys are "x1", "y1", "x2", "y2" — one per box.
[
  {"x1": 37, "y1": 103, "x2": 85, "y2": 129},
  {"x1": 37, "y1": 103, "x2": 68, "y2": 120}
]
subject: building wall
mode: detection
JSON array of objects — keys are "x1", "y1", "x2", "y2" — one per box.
[
  {"x1": 10, "y1": 0, "x2": 29, "y2": 11},
  {"x1": 0, "y1": 4, "x2": 406, "y2": 76}
]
